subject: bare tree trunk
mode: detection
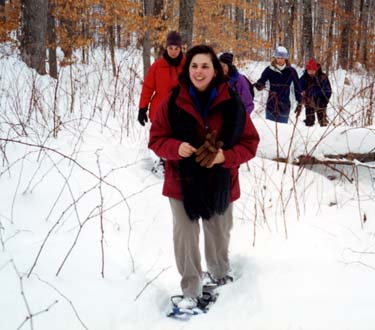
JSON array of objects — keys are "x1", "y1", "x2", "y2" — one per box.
[
  {"x1": 59, "y1": 3, "x2": 76, "y2": 62},
  {"x1": 366, "y1": 79, "x2": 374, "y2": 125},
  {"x1": 360, "y1": 0, "x2": 370, "y2": 68},
  {"x1": 235, "y1": 3, "x2": 246, "y2": 56},
  {"x1": 0, "y1": 0, "x2": 5, "y2": 24},
  {"x1": 142, "y1": 0, "x2": 154, "y2": 78},
  {"x1": 326, "y1": 1, "x2": 336, "y2": 73},
  {"x1": 354, "y1": 0, "x2": 364, "y2": 64},
  {"x1": 108, "y1": 25, "x2": 116, "y2": 76},
  {"x1": 283, "y1": 0, "x2": 296, "y2": 59},
  {"x1": 235, "y1": 4, "x2": 244, "y2": 37},
  {"x1": 302, "y1": 0, "x2": 314, "y2": 63},
  {"x1": 315, "y1": 2, "x2": 324, "y2": 60},
  {"x1": 365, "y1": 0, "x2": 375, "y2": 71},
  {"x1": 116, "y1": 24, "x2": 121, "y2": 47},
  {"x1": 340, "y1": 0, "x2": 353, "y2": 69},
  {"x1": 106, "y1": 2, "x2": 117, "y2": 76},
  {"x1": 276, "y1": 152, "x2": 375, "y2": 166},
  {"x1": 265, "y1": 0, "x2": 272, "y2": 51},
  {"x1": 20, "y1": 0, "x2": 48, "y2": 75},
  {"x1": 153, "y1": 0, "x2": 165, "y2": 58},
  {"x1": 81, "y1": 18, "x2": 87, "y2": 63},
  {"x1": 179, "y1": 0, "x2": 195, "y2": 50},
  {"x1": 47, "y1": 0, "x2": 57, "y2": 79},
  {"x1": 350, "y1": 0, "x2": 360, "y2": 67},
  {"x1": 271, "y1": 0, "x2": 280, "y2": 47}
]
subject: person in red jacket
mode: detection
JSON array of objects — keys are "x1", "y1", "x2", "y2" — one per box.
[
  {"x1": 149, "y1": 45, "x2": 259, "y2": 310},
  {"x1": 138, "y1": 31, "x2": 185, "y2": 125}
]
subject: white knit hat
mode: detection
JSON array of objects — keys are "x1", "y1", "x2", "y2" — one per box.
[{"x1": 273, "y1": 46, "x2": 289, "y2": 59}]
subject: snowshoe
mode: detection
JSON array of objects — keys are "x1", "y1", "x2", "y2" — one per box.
[
  {"x1": 202, "y1": 271, "x2": 234, "y2": 290},
  {"x1": 167, "y1": 291, "x2": 218, "y2": 319},
  {"x1": 151, "y1": 158, "x2": 165, "y2": 177}
]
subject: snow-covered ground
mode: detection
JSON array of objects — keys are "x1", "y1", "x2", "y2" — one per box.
[{"x1": 1, "y1": 49, "x2": 375, "y2": 330}]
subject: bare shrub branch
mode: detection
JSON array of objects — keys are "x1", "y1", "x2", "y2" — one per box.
[
  {"x1": 10, "y1": 259, "x2": 59, "y2": 330},
  {"x1": 31, "y1": 275, "x2": 90, "y2": 330},
  {"x1": 134, "y1": 266, "x2": 172, "y2": 301},
  {"x1": 95, "y1": 150, "x2": 106, "y2": 278}
]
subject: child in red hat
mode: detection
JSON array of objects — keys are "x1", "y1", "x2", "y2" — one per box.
[{"x1": 299, "y1": 59, "x2": 332, "y2": 126}]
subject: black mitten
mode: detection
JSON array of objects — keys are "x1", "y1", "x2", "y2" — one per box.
[
  {"x1": 254, "y1": 82, "x2": 265, "y2": 91},
  {"x1": 138, "y1": 107, "x2": 148, "y2": 126}
]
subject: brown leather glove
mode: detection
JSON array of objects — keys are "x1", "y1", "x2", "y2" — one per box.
[
  {"x1": 195, "y1": 131, "x2": 218, "y2": 161},
  {"x1": 205, "y1": 131, "x2": 218, "y2": 151},
  {"x1": 199, "y1": 141, "x2": 224, "y2": 167},
  {"x1": 195, "y1": 140, "x2": 211, "y2": 158},
  {"x1": 199, "y1": 152, "x2": 217, "y2": 167}
]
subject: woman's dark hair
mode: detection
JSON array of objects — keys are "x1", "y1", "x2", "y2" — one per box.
[
  {"x1": 179, "y1": 44, "x2": 225, "y2": 88},
  {"x1": 226, "y1": 63, "x2": 236, "y2": 77}
]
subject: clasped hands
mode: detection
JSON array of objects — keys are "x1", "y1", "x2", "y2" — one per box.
[{"x1": 178, "y1": 130, "x2": 225, "y2": 168}]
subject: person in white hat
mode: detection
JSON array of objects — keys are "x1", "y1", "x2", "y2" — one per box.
[{"x1": 254, "y1": 46, "x2": 302, "y2": 123}]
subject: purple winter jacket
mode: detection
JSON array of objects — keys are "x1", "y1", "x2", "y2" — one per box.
[{"x1": 228, "y1": 70, "x2": 254, "y2": 114}]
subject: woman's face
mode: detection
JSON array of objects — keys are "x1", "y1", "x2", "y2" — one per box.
[
  {"x1": 166, "y1": 45, "x2": 181, "y2": 59},
  {"x1": 189, "y1": 54, "x2": 216, "y2": 91},
  {"x1": 276, "y1": 57, "x2": 286, "y2": 66},
  {"x1": 220, "y1": 62, "x2": 229, "y2": 76}
]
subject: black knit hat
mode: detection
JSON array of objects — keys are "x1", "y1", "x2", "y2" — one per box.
[
  {"x1": 166, "y1": 31, "x2": 182, "y2": 48},
  {"x1": 219, "y1": 52, "x2": 234, "y2": 65}
]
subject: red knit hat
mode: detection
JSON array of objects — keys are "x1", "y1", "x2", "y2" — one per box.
[{"x1": 306, "y1": 58, "x2": 318, "y2": 71}]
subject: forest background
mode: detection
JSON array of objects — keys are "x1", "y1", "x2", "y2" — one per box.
[
  {"x1": 1, "y1": 0, "x2": 375, "y2": 79},
  {"x1": 1, "y1": 1, "x2": 375, "y2": 329}
]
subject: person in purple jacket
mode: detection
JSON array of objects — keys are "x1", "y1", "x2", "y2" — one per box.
[
  {"x1": 219, "y1": 52, "x2": 254, "y2": 115},
  {"x1": 255, "y1": 46, "x2": 302, "y2": 123}
]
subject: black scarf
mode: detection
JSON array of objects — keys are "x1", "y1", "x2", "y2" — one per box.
[
  {"x1": 168, "y1": 86, "x2": 246, "y2": 221},
  {"x1": 163, "y1": 51, "x2": 183, "y2": 67}
]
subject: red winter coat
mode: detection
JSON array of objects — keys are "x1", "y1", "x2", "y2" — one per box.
[
  {"x1": 148, "y1": 83, "x2": 259, "y2": 201},
  {"x1": 139, "y1": 56, "x2": 185, "y2": 122}
]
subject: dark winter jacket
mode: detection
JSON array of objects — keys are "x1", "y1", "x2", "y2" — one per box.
[
  {"x1": 255, "y1": 62, "x2": 302, "y2": 123},
  {"x1": 148, "y1": 82, "x2": 259, "y2": 211},
  {"x1": 139, "y1": 52, "x2": 185, "y2": 121},
  {"x1": 299, "y1": 66, "x2": 332, "y2": 108},
  {"x1": 227, "y1": 69, "x2": 254, "y2": 114}
]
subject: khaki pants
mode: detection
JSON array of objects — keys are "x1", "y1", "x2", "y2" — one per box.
[{"x1": 169, "y1": 198, "x2": 233, "y2": 298}]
